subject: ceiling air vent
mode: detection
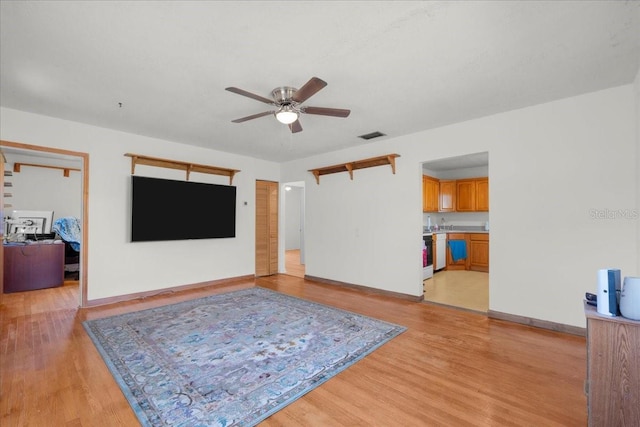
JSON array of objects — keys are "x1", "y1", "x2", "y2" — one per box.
[{"x1": 358, "y1": 131, "x2": 386, "y2": 140}]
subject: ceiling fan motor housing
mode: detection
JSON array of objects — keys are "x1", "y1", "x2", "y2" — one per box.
[{"x1": 272, "y1": 86, "x2": 298, "y2": 105}]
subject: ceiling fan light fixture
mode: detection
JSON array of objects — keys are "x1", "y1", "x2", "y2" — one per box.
[{"x1": 275, "y1": 106, "x2": 299, "y2": 124}]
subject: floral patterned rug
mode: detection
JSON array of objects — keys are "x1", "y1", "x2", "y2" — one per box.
[{"x1": 83, "y1": 287, "x2": 406, "y2": 426}]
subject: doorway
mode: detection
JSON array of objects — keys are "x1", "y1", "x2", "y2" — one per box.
[
  {"x1": 421, "y1": 152, "x2": 489, "y2": 312},
  {"x1": 0, "y1": 140, "x2": 88, "y2": 306},
  {"x1": 282, "y1": 181, "x2": 305, "y2": 278},
  {"x1": 255, "y1": 180, "x2": 278, "y2": 276}
]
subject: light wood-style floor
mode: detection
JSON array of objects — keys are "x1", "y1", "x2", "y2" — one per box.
[
  {"x1": 424, "y1": 270, "x2": 489, "y2": 312},
  {"x1": 285, "y1": 249, "x2": 305, "y2": 278},
  {"x1": 0, "y1": 275, "x2": 587, "y2": 426}
]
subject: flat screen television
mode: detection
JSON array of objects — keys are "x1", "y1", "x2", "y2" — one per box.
[{"x1": 131, "y1": 176, "x2": 236, "y2": 242}]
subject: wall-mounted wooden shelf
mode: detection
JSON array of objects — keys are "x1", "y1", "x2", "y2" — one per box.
[
  {"x1": 124, "y1": 153, "x2": 240, "y2": 185},
  {"x1": 13, "y1": 162, "x2": 80, "y2": 177},
  {"x1": 309, "y1": 154, "x2": 400, "y2": 184}
]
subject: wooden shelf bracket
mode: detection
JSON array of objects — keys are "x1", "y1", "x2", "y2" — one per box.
[
  {"x1": 309, "y1": 153, "x2": 400, "y2": 184},
  {"x1": 13, "y1": 162, "x2": 80, "y2": 177},
  {"x1": 124, "y1": 153, "x2": 240, "y2": 185}
]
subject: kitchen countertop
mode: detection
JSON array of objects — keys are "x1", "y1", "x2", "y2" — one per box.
[{"x1": 423, "y1": 227, "x2": 489, "y2": 235}]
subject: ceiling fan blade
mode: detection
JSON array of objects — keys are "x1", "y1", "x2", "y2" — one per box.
[
  {"x1": 303, "y1": 106, "x2": 351, "y2": 118},
  {"x1": 231, "y1": 111, "x2": 274, "y2": 123},
  {"x1": 288, "y1": 120, "x2": 303, "y2": 133},
  {"x1": 225, "y1": 87, "x2": 274, "y2": 105},
  {"x1": 291, "y1": 77, "x2": 327, "y2": 103}
]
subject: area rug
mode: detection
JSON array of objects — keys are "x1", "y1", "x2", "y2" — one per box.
[{"x1": 83, "y1": 287, "x2": 406, "y2": 427}]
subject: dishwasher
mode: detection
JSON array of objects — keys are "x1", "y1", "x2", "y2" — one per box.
[{"x1": 435, "y1": 232, "x2": 447, "y2": 271}]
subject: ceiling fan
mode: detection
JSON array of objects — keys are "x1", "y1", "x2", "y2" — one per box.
[{"x1": 225, "y1": 77, "x2": 350, "y2": 133}]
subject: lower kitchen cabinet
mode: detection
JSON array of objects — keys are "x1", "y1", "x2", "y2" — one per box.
[
  {"x1": 446, "y1": 233, "x2": 468, "y2": 270},
  {"x1": 469, "y1": 234, "x2": 489, "y2": 272},
  {"x1": 446, "y1": 232, "x2": 489, "y2": 272}
]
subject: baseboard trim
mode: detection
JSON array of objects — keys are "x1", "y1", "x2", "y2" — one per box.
[
  {"x1": 304, "y1": 275, "x2": 424, "y2": 302},
  {"x1": 488, "y1": 310, "x2": 586, "y2": 336},
  {"x1": 84, "y1": 275, "x2": 255, "y2": 308}
]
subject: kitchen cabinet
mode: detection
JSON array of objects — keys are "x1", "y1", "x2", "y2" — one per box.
[
  {"x1": 446, "y1": 233, "x2": 468, "y2": 270},
  {"x1": 422, "y1": 175, "x2": 439, "y2": 212},
  {"x1": 584, "y1": 303, "x2": 640, "y2": 426},
  {"x1": 446, "y1": 232, "x2": 490, "y2": 272},
  {"x1": 456, "y1": 179, "x2": 476, "y2": 211},
  {"x1": 468, "y1": 233, "x2": 489, "y2": 272},
  {"x1": 439, "y1": 180, "x2": 456, "y2": 212},
  {"x1": 475, "y1": 178, "x2": 489, "y2": 211},
  {"x1": 456, "y1": 178, "x2": 489, "y2": 212},
  {"x1": 424, "y1": 175, "x2": 488, "y2": 213}
]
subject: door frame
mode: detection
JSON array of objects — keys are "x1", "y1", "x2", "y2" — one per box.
[{"x1": 0, "y1": 140, "x2": 89, "y2": 306}]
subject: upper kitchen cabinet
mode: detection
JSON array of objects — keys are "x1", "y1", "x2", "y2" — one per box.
[
  {"x1": 456, "y1": 179, "x2": 476, "y2": 211},
  {"x1": 423, "y1": 175, "x2": 439, "y2": 212},
  {"x1": 439, "y1": 180, "x2": 456, "y2": 212},
  {"x1": 456, "y1": 177, "x2": 489, "y2": 212},
  {"x1": 475, "y1": 178, "x2": 489, "y2": 211}
]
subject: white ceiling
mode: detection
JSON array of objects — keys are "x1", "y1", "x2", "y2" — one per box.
[
  {"x1": 1, "y1": 1, "x2": 639, "y2": 163},
  {"x1": 423, "y1": 152, "x2": 489, "y2": 172}
]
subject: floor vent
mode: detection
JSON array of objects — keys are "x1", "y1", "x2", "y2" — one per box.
[{"x1": 358, "y1": 131, "x2": 386, "y2": 140}]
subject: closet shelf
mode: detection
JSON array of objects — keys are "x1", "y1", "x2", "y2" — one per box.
[
  {"x1": 124, "y1": 153, "x2": 240, "y2": 184},
  {"x1": 13, "y1": 162, "x2": 80, "y2": 177},
  {"x1": 309, "y1": 154, "x2": 400, "y2": 184}
]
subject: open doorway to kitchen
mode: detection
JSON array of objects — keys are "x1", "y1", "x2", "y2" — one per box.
[
  {"x1": 421, "y1": 152, "x2": 489, "y2": 313},
  {"x1": 281, "y1": 181, "x2": 305, "y2": 278}
]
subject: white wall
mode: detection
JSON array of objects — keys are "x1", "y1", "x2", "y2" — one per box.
[
  {"x1": 282, "y1": 84, "x2": 638, "y2": 327},
  {"x1": 1, "y1": 107, "x2": 280, "y2": 301},
  {"x1": 4, "y1": 153, "x2": 82, "y2": 222},
  {"x1": 636, "y1": 68, "x2": 640, "y2": 273},
  {"x1": 426, "y1": 211, "x2": 490, "y2": 228}
]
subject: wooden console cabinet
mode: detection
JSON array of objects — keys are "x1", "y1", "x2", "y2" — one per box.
[
  {"x1": 3, "y1": 242, "x2": 64, "y2": 293},
  {"x1": 584, "y1": 303, "x2": 640, "y2": 426}
]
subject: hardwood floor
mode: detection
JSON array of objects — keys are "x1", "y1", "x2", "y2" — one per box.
[
  {"x1": 424, "y1": 270, "x2": 489, "y2": 312},
  {"x1": 0, "y1": 275, "x2": 587, "y2": 426}
]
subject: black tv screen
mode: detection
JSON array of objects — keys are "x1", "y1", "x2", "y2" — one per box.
[{"x1": 131, "y1": 176, "x2": 236, "y2": 242}]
